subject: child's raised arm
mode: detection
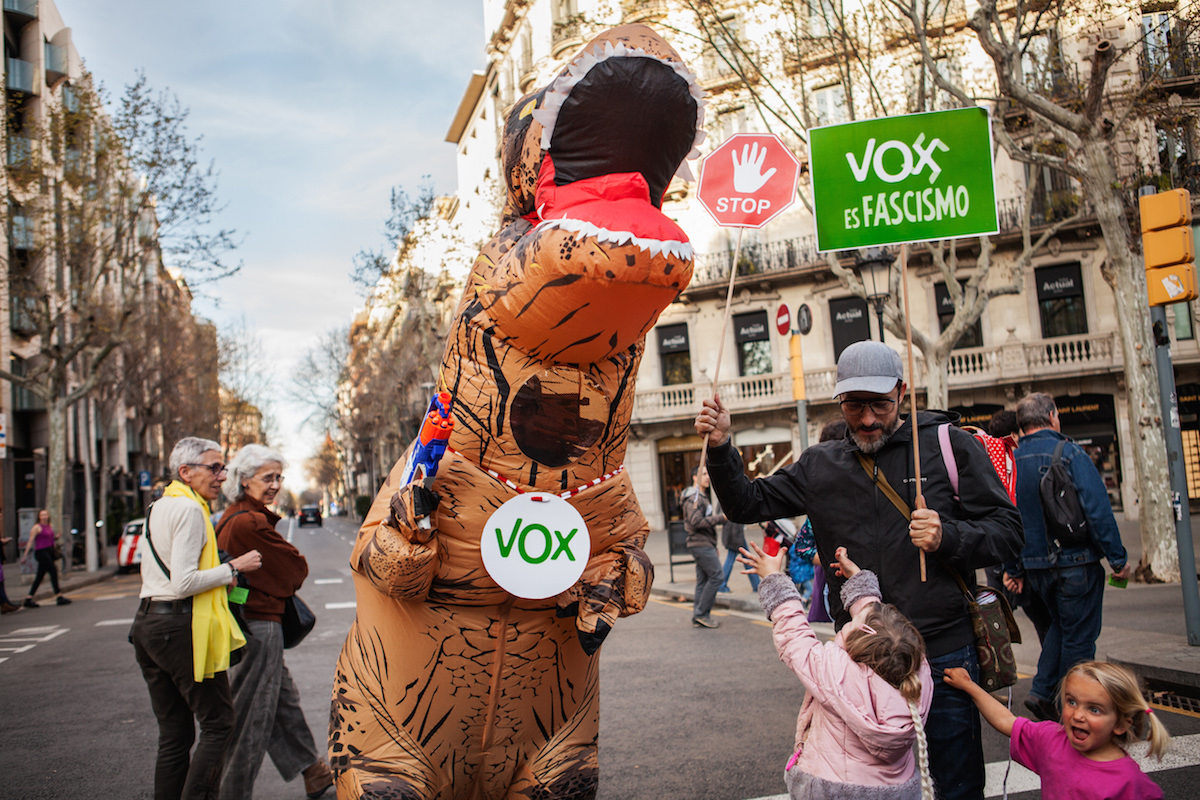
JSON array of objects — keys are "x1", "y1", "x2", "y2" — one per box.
[{"x1": 944, "y1": 668, "x2": 1017, "y2": 737}]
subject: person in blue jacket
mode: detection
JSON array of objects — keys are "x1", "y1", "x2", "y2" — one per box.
[{"x1": 1005, "y1": 392, "x2": 1131, "y2": 723}]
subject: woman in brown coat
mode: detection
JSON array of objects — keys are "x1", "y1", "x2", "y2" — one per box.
[{"x1": 216, "y1": 444, "x2": 332, "y2": 799}]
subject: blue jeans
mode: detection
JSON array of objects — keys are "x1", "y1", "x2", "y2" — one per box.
[
  {"x1": 689, "y1": 545, "x2": 723, "y2": 619},
  {"x1": 721, "y1": 548, "x2": 760, "y2": 592},
  {"x1": 927, "y1": 644, "x2": 984, "y2": 800},
  {"x1": 1027, "y1": 562, "x2": 1105, "y2": 703}
]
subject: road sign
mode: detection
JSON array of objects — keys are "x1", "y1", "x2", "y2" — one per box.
[
  {"x1": 808, "y1": 107, "x2": 998, "y2": 251},
  {"x1": 797, "y1": 303, "x2": 812, "y2": 335},
  {"x1": 776, "y1": 303, "x2": 791, "y2": 335},
  {"x1": 138, "y1": 470, "x2": 152, "y2": 490},
  {"x1": 696, "y1": 133, "x2": 801, "y2": 228}
]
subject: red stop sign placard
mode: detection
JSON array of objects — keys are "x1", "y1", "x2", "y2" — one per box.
[
  {"x1": 776, "y1": 303, "x2": 790, "y2": 336},
  {"x1": 697, "y1": 133, "x2": 801, "y2": 228}
]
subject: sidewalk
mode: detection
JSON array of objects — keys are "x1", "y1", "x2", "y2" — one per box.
[
  {"x1": 3, "y1": 545, "x2": 121, "y2": 605},
  {"x1": 645, "y1": 513, "x2": 1200, "y2": 696}
]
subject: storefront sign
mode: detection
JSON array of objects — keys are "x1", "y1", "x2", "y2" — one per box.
[
  {"x1": 1036, "y1": 264, "x2": 1083, "y2": 299},
  {"x1": 809, "y1": 107, "x2": 998, "y2": 251},
  {"x1": 829, "y1": 296, "x2": 871, "y2": 360},
  {"x1": 657, "y1": 323, "x2": 689, "y2": 354},
  {"x1": 735, "y1": 311, "x2": 768, "y2": 343}
]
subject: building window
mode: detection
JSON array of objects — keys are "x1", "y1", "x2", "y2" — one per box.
[
  {"x1": 812, "y1": 83, "x2": 847, "y2": 127},
  {"x1": 808, "y1": 0, "x2": 836, "y2": 37},
  {"x1": 657, "y1": 323, "x2": 692, "y2": 386},
  {"x1": 829, "y1": 296, "x2": 871, "y2": 361},
  {"x1": 1035, "y1": 263, "x2": 1088, "y2": 338},
  {"x1": 936, "y1": 282, "x2": 983, "y2": 349},
  {"x1": 734, "y1": 311, "x2": 772, "y2": 376}
]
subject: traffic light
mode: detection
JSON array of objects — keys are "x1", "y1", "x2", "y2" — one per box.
[{"x1": 1139, "y1": 188, "x2": 1198, "y2": 306}]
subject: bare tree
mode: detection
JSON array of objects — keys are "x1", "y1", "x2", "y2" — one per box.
[
  {"x1": 2, "y1": 71, "x2": 232, "y2": 554},
  {"x1": 217, "y1": 317, "x2": 276, "y2": 456},
  {"x1": 885, "y1": 0, "x2": 1181, "y2": 580},
  {"x1": 350, "y1": 179, "x2": 436, "y2": 292}
]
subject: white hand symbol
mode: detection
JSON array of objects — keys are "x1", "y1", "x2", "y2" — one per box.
[{"x1": 731, "y1": 142, "x2": 778, "y2": 193}]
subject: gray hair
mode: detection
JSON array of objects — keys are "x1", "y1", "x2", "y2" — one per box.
[
  {"x1": 1016, "y1": 392, "x2": 1057, "y2": 434},
  {"x1": 223, "y1": 443, "x2": 287, "y2": 502},
  {"x1": 169, "y1": 437, "x2": 223, "y2": 480}
]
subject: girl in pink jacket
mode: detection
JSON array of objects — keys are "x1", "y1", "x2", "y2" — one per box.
[{"x1": 740, "y1": 543, "x2": 934, "y2": 800}]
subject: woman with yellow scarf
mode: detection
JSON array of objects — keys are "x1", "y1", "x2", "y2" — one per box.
[{"x1": 130, "y1": 437, "x2": 263, "y2": 800}]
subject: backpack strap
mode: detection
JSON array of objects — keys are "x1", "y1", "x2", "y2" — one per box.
[
  {"x1": 854, "y1": 452, "x2": 912, "y2": 522},
  {"x1": 1052, "y1": 439, "x2": 1067, "y2": 467},
  {"x1": 938, "y1": 422, "x2": 960, "y2": 500}
]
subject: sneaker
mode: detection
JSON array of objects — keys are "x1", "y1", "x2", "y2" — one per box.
[
  {"x1": 0, "y1": 602, "x2": 19, "y2": 614},
  {"x1": 56, "y1": 596, "x2": 72, "y2": 606},
  {"x1": 23, "y1": 598, "x2": 38, "y2": 609},
  {"x1": 1024, "y1": 696, "x2": 1057, "y2": 722},
  {"x1": 302, "y1": 759, "x2": 333, "y2": 799},
  {"x1": 692, "y1": 616, "x2": 720, "y2": 629}
]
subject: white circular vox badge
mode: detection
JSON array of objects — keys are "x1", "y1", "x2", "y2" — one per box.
[{"x1": 480, "y1": 493, "x2": 591, "y2": 600}]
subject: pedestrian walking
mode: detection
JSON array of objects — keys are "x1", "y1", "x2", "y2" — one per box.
[
  {"x1": 130, "y1": 436, "x2": 263, "y2": 800},
  {"x1": 740, "y1": 541, "x2": 933, "y2": 799},
  {"x1": 719, "y1": 516, "x2": 758, "y2": 593},
  {"x1": 945, "y1": 661, "x2": 1168, "y2": 799},
  {"x1": 19, "y1": 509, "x2": 70, "y2": 607},
  {"x1": 216, "y1": 444, "x2": 333, "y2": 799},
  {"x1": 1005, "y1": 393, "x2": 1130, "y2": 723},
  {"x1": 696, "y1": 340, "x2": 1023, "y2": 800},
  {"x1": 682, "y1": 465, "x2": 726, "y2": 628}
]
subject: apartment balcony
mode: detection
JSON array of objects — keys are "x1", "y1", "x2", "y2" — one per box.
[
  {"x1": 6, "y1": 57, "x2": 34, "y2": 94},
  {"x1": 551, "y1": 16, "x2": 585, "y2": 57},
  {"x1": 44, "y1": 42, "x2": 67, "y2": 85},
  {"x1": 631, "y1": 332, "x2": 1123, "y2": 424},
  {"x1": 620, "y1": 0, "x2": 668, "y2": 21},
  {"x1": 2, "y1": 0, "x2": 37, "y2": 21},
  {"x1": 62, "y1": 82, "x2": 79, "y2": 112},
  {"x1": 1141, "y1": 39, "x2": 1200, "y2": 85}
]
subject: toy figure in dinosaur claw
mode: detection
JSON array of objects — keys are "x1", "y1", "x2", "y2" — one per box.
[{"x1": 328, "y1": 25, "x2": 705, "y2": 800}]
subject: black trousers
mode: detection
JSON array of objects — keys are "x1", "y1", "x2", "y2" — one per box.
[
  {"x1": 131, "y1": 607, "x2": 235, "y2": 800},
  {"x1": 27, "y1": 547, "x2": 60, "y2": 596}
]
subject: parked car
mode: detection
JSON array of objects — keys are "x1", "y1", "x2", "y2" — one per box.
[
  {"x1": 298, "y1": 505, "x2": 322, "y2": 528},
  {"x1": 117, "y1": 517, "x2": 146, "y2": 573}
]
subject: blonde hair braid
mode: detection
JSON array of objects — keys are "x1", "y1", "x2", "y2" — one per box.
[{"x1": 909, "y1": 700, "x2": 933, "y2": 800}]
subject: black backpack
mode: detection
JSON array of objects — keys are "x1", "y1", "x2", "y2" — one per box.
[{"x1": 1039, "y1": 440, "x2": 1091, "y2": 549}]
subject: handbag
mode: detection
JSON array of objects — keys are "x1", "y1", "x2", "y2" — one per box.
[
  {"x1": 282, "y1": 594, "x2": 316, "y2": 649},
  {"x1": 854, "y1": 451, "x2": 1022, "y2": 691}
]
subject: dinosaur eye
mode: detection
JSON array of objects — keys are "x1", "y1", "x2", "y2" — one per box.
[{"x1": 510, "y1": 369, "x2": 609, "y2": 467}]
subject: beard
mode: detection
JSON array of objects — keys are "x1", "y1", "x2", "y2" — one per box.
[{"x1": 849, "y1": 415, "x2": 903, "y2": 454}]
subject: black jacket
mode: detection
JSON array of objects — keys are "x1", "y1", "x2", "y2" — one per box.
[{"x1": 707, "y1": 410, "x2": 1024, "y2": 657}]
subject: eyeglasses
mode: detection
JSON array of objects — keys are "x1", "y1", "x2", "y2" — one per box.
[
  {"x1": 255, "y1": 473, "x2": 283, "y2": 485},
  {"x1": 186, "y1": 462, "x2": 227, "y2": 476},
  {"x1": 839, "y1": 398, "x2": 897, "y2": 416}
]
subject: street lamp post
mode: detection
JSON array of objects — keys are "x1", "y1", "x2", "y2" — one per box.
[{"x1": 855, "y1": 247, "x2": 895, "y2": 342}]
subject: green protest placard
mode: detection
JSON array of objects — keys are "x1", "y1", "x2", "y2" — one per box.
[{"x1": 808, "y1": 107, "x2": 998, "y2": 251}]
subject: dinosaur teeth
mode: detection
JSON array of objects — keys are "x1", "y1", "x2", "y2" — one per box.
[{"x1": 537, "y1": 218, "x2": 694, "y2": 262}]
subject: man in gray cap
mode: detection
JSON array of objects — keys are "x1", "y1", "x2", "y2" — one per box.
[{"x1": 696, "y1": 340, "x2": 1022, "y2": 800}]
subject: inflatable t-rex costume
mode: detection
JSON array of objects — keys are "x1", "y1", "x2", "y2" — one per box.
[{"x1": 328, "y1": 25, "x2": 704, "y2": 800}]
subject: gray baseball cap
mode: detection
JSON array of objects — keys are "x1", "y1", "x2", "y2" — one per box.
[{"x1": 833, "y1": 341, "x2": 904, "y2": 397}]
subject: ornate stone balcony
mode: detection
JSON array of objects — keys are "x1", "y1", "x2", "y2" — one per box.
[{"x1": 631, "y1": 332, "x2": 1125, "y2": 424}]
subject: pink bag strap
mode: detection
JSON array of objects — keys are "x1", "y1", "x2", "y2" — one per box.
[{"x1": 938, "y1": 422, "x2": 959, "y2": 500}]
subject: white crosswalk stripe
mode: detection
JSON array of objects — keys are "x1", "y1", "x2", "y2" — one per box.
[{"x1": 0, "y1": 625, "x2": 68, "y2": 664}]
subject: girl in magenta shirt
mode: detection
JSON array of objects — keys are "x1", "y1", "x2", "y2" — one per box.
[{"x1": 945, "y1": 660, "x2": 1169, "y2": 799}]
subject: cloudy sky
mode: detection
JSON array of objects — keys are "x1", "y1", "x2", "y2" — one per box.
[{"x1": 54, "y1": 0, "x2": 487, "y2": 478}]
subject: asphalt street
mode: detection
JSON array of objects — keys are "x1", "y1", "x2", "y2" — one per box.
[{"x1": 3, "y1": 514, "x2": 1200, "y2": 799}]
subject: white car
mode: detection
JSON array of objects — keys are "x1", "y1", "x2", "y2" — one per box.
[{"x1": 117, "y1": 518, "x2": 146, "y2": 573}]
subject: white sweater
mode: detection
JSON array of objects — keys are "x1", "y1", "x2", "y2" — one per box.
[{"x1": 138, "y1": 495, "x2": 233, "y2": 601}]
